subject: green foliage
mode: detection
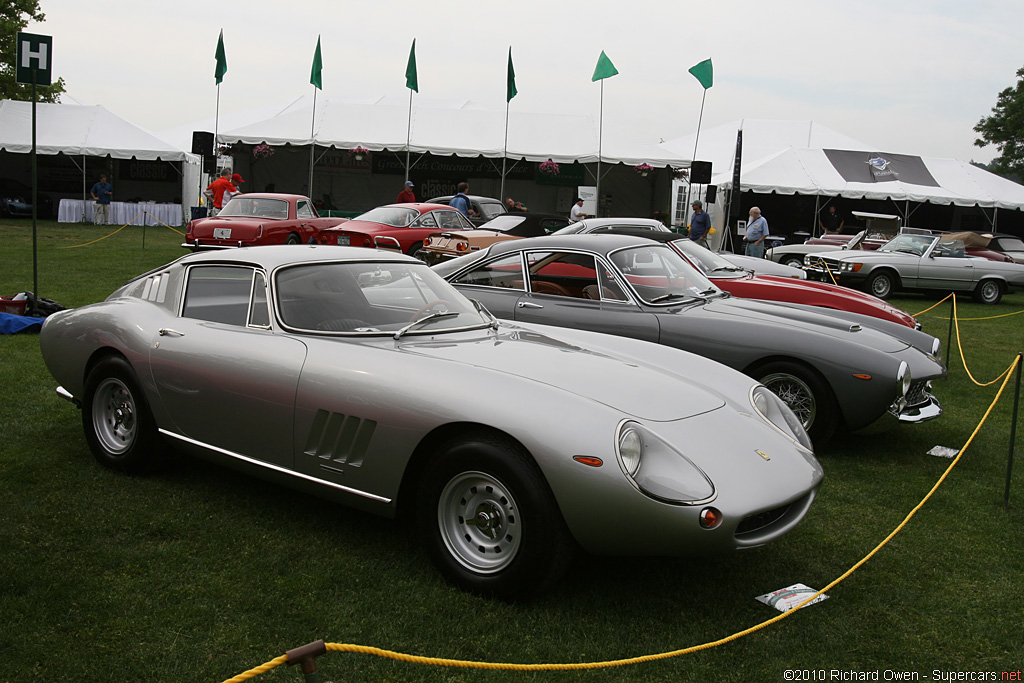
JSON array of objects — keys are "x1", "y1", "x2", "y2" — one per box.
[
  {"x1": 974, "y1": 66, "x2": 1024, "y2": 179},
  {"x1": 1, "y1": 220, "x2": 1023, "y2": 681},
  {"x1": 0, "y1": 0, "x2": 66, "y2": 102}
]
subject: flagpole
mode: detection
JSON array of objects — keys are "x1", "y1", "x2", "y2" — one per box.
[
  {"x1": 596, "y1": 79, "x2": 603, "y2": 217},
  {"x1": 405, "y1": 89, "x2": 413, "y2": 181},
  {"x1": 500, "y1": 99, "x2": 510, "y2": 201},
  {"x1": 214, "y1": 84, "x2": 220, "y2": 162},
  {"x1": 308, "y1": 87, "x2": 317, "y2": 198}
]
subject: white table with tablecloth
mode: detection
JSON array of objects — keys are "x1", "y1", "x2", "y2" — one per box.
[{"x1": 57, "y1": 199, "x2": 184, "y2": 226}]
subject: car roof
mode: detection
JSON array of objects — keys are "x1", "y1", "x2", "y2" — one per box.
[
  {"x1": 427, "y1": 195, "x2": 503, "y2": 203},
  {"x1": 572, "y1": 217, "x2": 667, "y2": 229},
  {"x1": 178, "y1": 245, "x2": 418, "y2": 270},
  {"x1": 486, "y1": 233, "x2": 670, "y2": 257}
]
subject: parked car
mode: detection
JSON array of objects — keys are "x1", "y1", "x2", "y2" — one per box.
[
  {"x1": 803, "y1": 233, "x2": 1024, "y2": 304},
  {"x1": 182, "y1": 193, "x2": 346, "y2": 250},
  {"x1": 417, "y1": 212, "x2": 572, "y2": 265},
  {"x1": 0, "y1": 177, "x2": 53, "y2": 218},
  {"x1": 435, "y1": 234, "x2": 945, "y2": 445},
  {"x1": 317, "y1": 203, "x2": 474, "y2": 256},
  {"x1": 39, "y1": 245, "x2": 824, "y2": 599},
  {"x1": 426, "y1": 194, "x2": 507, "y2": 226},
  {"x1": 976, "y1": 233, "x2": 1024, "y2": 264}
]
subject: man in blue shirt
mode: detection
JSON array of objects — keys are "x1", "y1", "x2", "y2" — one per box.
[
  {"x1": 448, "y1": 182, "x2": 477, "y2": 219},
  {"x1": 688, "y1": 201, "x2": 711, "y2": 244},
  {"x1": 90, "y1": 174, "x2": 113, "y2": 225},
  {"x1": 744, "y1": 206, "x2": 768, "y2": 258}
]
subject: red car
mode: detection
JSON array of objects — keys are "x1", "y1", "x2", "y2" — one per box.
[
  {"x1": 182, "y1": 193, "x2": 347, "y2": 250},
  {"x1": 317, "y1": 203, "x2": 475, "y2": 256}
]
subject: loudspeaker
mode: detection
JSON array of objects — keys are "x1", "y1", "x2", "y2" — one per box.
[
  {"x1": 705, "y1": 185, "x2": 717, "y2": 203},
  {"x1": 690, "y1": 160, "x2": 712, "y2": 184},
  {"x1": 202, "y1": 155, "x2": 216, "y2": 173},
  {"x1": 192, "y1": 131, "x2": 214, "y2": 155}
]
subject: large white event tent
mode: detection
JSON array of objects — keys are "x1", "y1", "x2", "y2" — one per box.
[
  {"x1": 0, "y1": 99, "x2": 201, "y2": 222},
  {"x1": 661, "y1": 119, "x2": 1024, "y2": 231}
]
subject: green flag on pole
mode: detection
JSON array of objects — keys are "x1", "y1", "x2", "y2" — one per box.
[
  {"x1": 592, "y1": 51, "x2": 618, "y2": 82},
  {"x1": 506, "y1": 47, "x2": 517, "y2": 102},
  {"x1": 405, "y1": 39, "x2": 418, "y2": 93},
  {"x1": 688, "y1": 58, "x2": 713, "y2": 89},
  {"x1": 310, "y1": 35, "x2": 323, "y2": 89},
  {"x1": 214, "y1": 29, "x2": 228, "y2": 84}
]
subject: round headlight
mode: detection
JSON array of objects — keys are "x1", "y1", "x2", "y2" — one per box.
[
  {"x1": 931, "y1": 337, "x2": 941, "y2": 357},
  {"x1": 897, "y1": 361, "x2": 911, "y2": 397},
  {"x1": 618, "y1": 427, "x2": 642, "y2": 476}
]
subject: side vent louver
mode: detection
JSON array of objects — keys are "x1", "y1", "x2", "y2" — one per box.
[{"x1": 303, "y1": 409, "x2": 376, "y2": 467}]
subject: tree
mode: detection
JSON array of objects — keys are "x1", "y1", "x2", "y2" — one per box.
[
  {"x1": 974, "y1": 66, "x2": 1024, "y2": 179},
  {"x1": 0, "y1": 0, "x2": 66, "y2": 102}
]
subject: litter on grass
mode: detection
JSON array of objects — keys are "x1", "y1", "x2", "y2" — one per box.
[
  {"x1": 755, "y1": 583, "x2": 829, "y2": 613},
  {"x1": 928, "y1": 445, "x2": 960, "y2": 458}
]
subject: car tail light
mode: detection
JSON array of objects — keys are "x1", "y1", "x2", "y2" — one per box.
[
  {"x1": 185, "y1": 222, "x2": 193, "y2": 238},
  {"x1": 456, "y1": 241, "x2": 468, "y2": 252},
  {"x1": 423, "y1": 237, "x2": 432, "y2": 246}
]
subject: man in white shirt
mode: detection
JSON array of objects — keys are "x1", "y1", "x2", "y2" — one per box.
[{"x1": 569, "y1": 197, "x2": 588, "y2": 222}]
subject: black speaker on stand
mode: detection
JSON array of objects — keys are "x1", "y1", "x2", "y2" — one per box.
[
  {"x1": 192, "y1": 131, "x2": 215, "y2": 156},
  {"x1": 690, "y1": 161, "x2": 712, "y2": 184},
  {"x1": 705, "y1": 185, "x2": 717, "y2": 204}
]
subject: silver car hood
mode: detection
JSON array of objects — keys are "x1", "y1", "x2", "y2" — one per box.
[
  {"x1": 401, "y1": 326, "x2": 726, "y2": 422},
  {"x1": 702, "y1": 297, "x2": 910, "y2": 353}
]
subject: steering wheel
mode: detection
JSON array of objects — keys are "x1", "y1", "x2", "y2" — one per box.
[{"x1": 411, "y1": 299, "x2": 452, "y2": 320}]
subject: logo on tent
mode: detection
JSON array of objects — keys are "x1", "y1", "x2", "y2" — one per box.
[{"x1": 866, "y1": 155, "x2": 896, "y2": 179}]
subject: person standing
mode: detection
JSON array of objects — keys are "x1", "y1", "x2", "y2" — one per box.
[
  {"x1": 819, "y1": 205, "x2": 844, "y2": 234},
  {"x1": 744, "y1": 206, "x2": 769, "y2": 258},
  {"x1": 569, "y1": 197, "x2": 588, "y2": 222},
  {"x1": 448, "y1": 182, "x2": 476, "y2": 218},
  {"x1": 90, "y1": 174, "x2": 113, "y2": 225},
  {"x1": 204, "y1": 169, "x2": 241, "y2": 216},
  {"x1": 688, "y1": 200, "x2": 711, "y2": 244},
  {"x1": 397, "y1": 180, "x2": 416, "y2": 203}
]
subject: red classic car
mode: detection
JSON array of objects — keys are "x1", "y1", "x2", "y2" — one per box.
[
  {"x1": 317, "y1": 203, "x2": 474, "y2": 256},
  {"x1": 182, "y1": 194, "x2": 347, "y2": 250}
]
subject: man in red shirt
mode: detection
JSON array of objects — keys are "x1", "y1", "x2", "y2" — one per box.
[
  {"x1": 396, "y1": 180, "x2": 416, "y2": 203},
  {"x1": 204, "y1": 170, "x2": 243, "y2": 216}
]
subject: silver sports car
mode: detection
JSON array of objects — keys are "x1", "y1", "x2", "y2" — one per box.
[
  {"x1": 39, "y1": 246, "x2": 823, "y2": 599},
  {"x1": 804, "y1": 233, "x2": 1024, "y2": 304},
  {"x1": 434, "y1": 235, "x2": 946, "y2": 445}
]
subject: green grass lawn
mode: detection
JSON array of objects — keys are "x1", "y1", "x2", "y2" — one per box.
[{"x1": 1, "y1": 220, "x2": 1022, "y2": 682}]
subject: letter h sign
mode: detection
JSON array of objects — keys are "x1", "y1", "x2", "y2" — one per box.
[{"x1": 16, "y1": 32, "x2": 53, "y2": 86}]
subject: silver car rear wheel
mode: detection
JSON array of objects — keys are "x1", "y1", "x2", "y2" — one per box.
[
  {"x1": 973, "y1": 279, "x2": 1002, "y2": 305},
  {"x1": 82, "y1": 357, "x2": 162, "y2": 472},
  {"x1": 867, "y1": 271, "x2": 895, "y2": 299},
  {"x1": 437, "y1": 471, "x2": 522, "y2": 574},
  {"x1": 92, "y1": 377, "x2": 137, "y2": 455}
]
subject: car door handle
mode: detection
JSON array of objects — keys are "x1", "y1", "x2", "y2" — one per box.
[
  {"x1": 158, "y1": 328, "x2": 185, "y2": 337},
  {"x1": 518, "y1": 302, "x2": 543, "y2": 309}
]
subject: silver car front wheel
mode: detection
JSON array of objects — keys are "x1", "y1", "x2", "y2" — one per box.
[{"x1": 437, "y1": 471, "x2": 522, "y2": 574}]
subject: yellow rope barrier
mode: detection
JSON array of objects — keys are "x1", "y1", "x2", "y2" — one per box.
[
  {"x1": 911, "y1": 292, "x2": 954, "y2": 317},
  {"x1": 953, "y1": 296, "x2": 1017, "y2": 387},
  {"x1": 57, "y1": 212, "x2": 183, "y2": 248},
  {"x1": 221, "y1": 355, "x2": 1022, "y2": 682},
  {"x1": 806, "y1": 258, "x2": 838, "y2": 285}
]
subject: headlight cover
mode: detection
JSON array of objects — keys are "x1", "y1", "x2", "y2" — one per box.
[
  {"x1": 896, "y1": 360, "x2": 911, "y2": 397},
  {"x1": 614, "y1": 421, "x2": 715, "y2": 505},
  {"x1": 750, "y1": 386, "x2": 814, "y2": 453}
]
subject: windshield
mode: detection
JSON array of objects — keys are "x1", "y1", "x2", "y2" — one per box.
[
  {"x1": 354, "y1": 207, "x2": 419, "y2": 227},
  {"x1": 219, "y1": 197, "x2": 289, "y2": 219},
  {"x1": 608, "y1": 244, "x2": 719, "y2": 304},
  {"x1": 275, "y1": 261, "x2": 489, "y2": 335},
  {"x1": 477, "y1": 215, "x2": 526, "y2": 233},
  {"x1": 671, "y1": 238, "x2": 743, "y2": 275},
  {"x1": 879, "y1": 234, "x2": 937, "y2": 256},
  {"x1": 478, "y1": 201, "x2": 507, "y2": 220}
]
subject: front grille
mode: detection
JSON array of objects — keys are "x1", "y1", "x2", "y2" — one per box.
[
  {"x1": 905, "y1": 381, "x2": 930, "y2": 407},
  {"x1": 736, "y1": 503, "x2": 792, "y2": 536}
]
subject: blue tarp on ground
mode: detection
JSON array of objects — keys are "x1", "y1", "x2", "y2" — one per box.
[{"x1": 0, "y1": 312, "x2": 43, "y2": 334}]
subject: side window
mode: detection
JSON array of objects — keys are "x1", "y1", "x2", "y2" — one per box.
[
  {"x1": 435, "y1": 211, "x2": 464, "y2": 230},
  {"x1": 181, "y1": 266, "x2": 255, "y2": 326},
  {"x1": 526, "y1": 252, "x2": 599, "y2": 299},
  {"x1": 598, "y1": 262, "x2": 629, "y2": 301},
  {"x1": 453, "y1": 253, "x2": 525, "y2": 289},
  {"x1": 296, "y1": 201, "x2": 315, "y2": 219},
  {"x1": 415, "y1": 212, "x2": 438, "y2": 229},
  {"x1": 249, "y1": 271, "x2": 270, "y2": 327}
]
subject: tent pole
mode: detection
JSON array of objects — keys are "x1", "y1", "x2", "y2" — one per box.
[
  {"x1": 993, "y1": 207, "x2": 999, "y2": 231},
  {"x1": 812, "y1": 195, "x2": 820, "y2": 237},
  {"x1": 82, "y1": 155, "x2": 87, "y2": 222}
]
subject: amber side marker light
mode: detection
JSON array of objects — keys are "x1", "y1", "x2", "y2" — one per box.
[
  {"x1": 853, "y1": 374, "x2": 872, "y2": 380},
  {"x1": 572, "y1": 456, "x2": 603, "y2": 467},
  {"x1": 699, "y1": 507, "x2": 722, "y2": 529}
]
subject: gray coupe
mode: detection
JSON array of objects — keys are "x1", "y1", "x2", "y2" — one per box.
[
  {"x1": 804, "y1": 233, "x2": 1024, "y2": 304},
  {"x1": 39, "y1": 246, "x2": 823, "y2": 599},
  {"x1": 434, "y1": 235, "x2": 946, "y2": 445}
]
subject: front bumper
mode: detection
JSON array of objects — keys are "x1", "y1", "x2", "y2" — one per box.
[{"x1": 853, "y1": 382, "x2": 942, "y2": 434}]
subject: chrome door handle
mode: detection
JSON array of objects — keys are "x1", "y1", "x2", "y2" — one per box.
[
  {"x1": 158, "y1": 328, "x2": 185, "y2": 337},
  {"x1": 517, "y1": 302, "x2": 543, "y2": 309}
]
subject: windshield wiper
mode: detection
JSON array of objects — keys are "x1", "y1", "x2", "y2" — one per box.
[
  {"x1": 470, "y1": 298, "x2": 500, "y2": 330},
  {"x1": 708, "y1": 265, "x2": 745, "y2": 273},
  {"x1": 393, "y1": 311, "x2": 460, "y2": 339},
  {"x1": 650, "y1": 292, "x2": 697, "y2": 303}
]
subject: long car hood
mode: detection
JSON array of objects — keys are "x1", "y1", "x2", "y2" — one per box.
[
  {"x1": 750, "y1": 275, "x2": 915, "y2": 324},
  {"x1": 701, "y1": 297, "x2": 910, "y2": 352},
  {"x1": 401, "y1": 326, "x2": 726, "y2": 422},
  {"x1": 817, "y1": 249, "x2": 901, "y2": 262}
]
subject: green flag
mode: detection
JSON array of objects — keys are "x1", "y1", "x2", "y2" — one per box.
[
  {"x1": 506, "y1": 47, "x2": 517, "y2": 102},
  {"x1": 310, "y1": 36, "x2": 323, "y2": 90},
  {"x1": 592, "y1": 50, "x2": 618, "y2": 82},
  {"x1": 214, "y1": 29, "x2": 227, "y2": 85},
  {"x1": 688, "y1": 58, "x2": 713, "y2": 89},
  {"x1": 405, "y1": 39, "x2": 418, "y2": 93}
]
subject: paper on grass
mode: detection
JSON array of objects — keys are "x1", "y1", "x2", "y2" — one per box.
[
  {"x1": 927, "y1": 445, "x2": 960, "y2": 458},
  {"x1": 755, "y1": 583, "x2": 829, "y2": 613}
]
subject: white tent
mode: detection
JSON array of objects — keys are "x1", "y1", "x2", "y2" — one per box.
[
  {"x1": 217, "y1": 95, "x2": 689, "y2": 167},
  {"x1": 0, "y1": 99, "x2": 201, "y2": 218}
]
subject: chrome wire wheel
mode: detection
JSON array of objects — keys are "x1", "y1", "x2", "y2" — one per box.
[
  {"x1": 92, "y1": 377, "x2": 137, "y2": 455},
  {"x1": 760, "y1": 372, "x2": 817, "y2": 430},
  {"x1": 437, "y1": 470, "x2": 522, "y2": 574}
]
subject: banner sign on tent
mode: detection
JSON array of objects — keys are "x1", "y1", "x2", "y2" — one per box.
[{"x1": 823, "y1": 149, "x2": 940, "y2": 187}]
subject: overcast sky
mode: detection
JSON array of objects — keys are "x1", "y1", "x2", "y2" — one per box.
[{"x1": 25, "y1": 0, "x2": 1022, "y2": 163}]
